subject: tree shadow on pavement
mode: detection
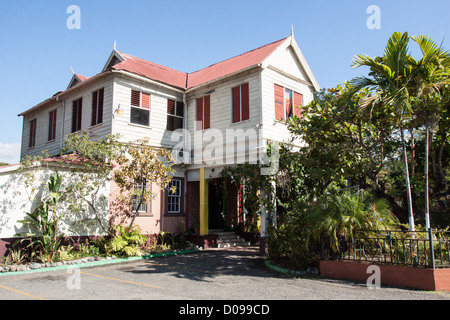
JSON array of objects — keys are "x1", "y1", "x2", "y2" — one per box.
[{"x1": 121, "y1": 246, "x2": 283, "y2": 282}]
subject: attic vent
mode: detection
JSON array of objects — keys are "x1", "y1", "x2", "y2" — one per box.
[
  {"x1": 68, "y1": 78, "x2": 80, "y2": 89},
  {"x1": 106, "y1": 56, "x2": 121, "y2": 70}
]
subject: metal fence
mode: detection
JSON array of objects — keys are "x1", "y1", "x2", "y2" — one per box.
[{"x1": 339, "y1": 229, "x2": 450, "y2": 269}]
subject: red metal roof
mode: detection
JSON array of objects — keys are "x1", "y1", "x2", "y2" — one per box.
[
  {"x1": 111, "y1": 37, "x2": 288, "y2": 90},
  {"x1": 19, "y1": 37, "x2": 290, "y2": 117},
  {"x1": 75, "y1": 74, "x2": 89, "y2": 82},
  {"x1": 187, "y1": 37, "x2": 288, "y2": 89},
  {"x1": 112, "y1": 52, "x2": 188, "y2": 89}
]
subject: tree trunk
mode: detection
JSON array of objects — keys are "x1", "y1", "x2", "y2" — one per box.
[{"x1": 400, "y1": 129, "x2": 415, "y2": 232}]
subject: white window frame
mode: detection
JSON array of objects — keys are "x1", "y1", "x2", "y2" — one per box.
[
  {"x1": 167, "y1": 179, "x2": 182, "y2": 214},
  {"x1": 132, "y1": 180, "x2": 148, "y2": 213}
]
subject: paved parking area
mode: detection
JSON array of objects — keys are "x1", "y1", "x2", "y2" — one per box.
[{"x1": 0, "y1": 246, "x2": 448, "y2": 303}]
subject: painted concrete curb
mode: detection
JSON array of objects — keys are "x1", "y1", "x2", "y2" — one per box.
[
  {"x1": 264, "y1": 259, "x2": 307, "y2": 276},
  {"x1": 0, "y1": 249, "x2": 200, "y2": 277}
]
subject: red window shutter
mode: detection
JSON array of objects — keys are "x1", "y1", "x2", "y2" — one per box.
[
  {"x1": 98, "y1": 88, "x2": 104, "y2": 124},
  {"x1": 294, "y1": 92, "x2": 303, "y2": 118},
  {"x1": 29, "y1": 119, "x2": 36, "y2": 148},
  {"x1": 72, "y1": 98, "x2": 83, "y2": 132},
  {"x1": 91, "y1": 90, "x2": 98, "y2": 126},
  {"x1": 167, "y1": 99, "x2": 175, "y2": 131},
  {"x1": 77, "y1": 98, "x2": 83, "y2": 131},
  {"x1": 241, "y1": 83, "x2": 249, "y2": 121},
  {"x1": 176, "y1": 101, "x2": 184, "y2": 117},
  {"x1": 48, "y1": 110, "x2": 56, "y2": 141},
  {"x1": 53, "y1": 111, "x2": 57, "y2": 140},
  {"x1": 196, "y1": 97, "x2": 203, "y2": 130},
  {"x1": 167, "y1": 99, "x2": 175, "y2": 115},
  {"x1": 48, "y1": 111, "x2": 52, "y2": 141},
  {"x1": 51, "y1": 111, "x2": 55, "y2": 140},
  {"x1": 274, "y1": 84, "x2": 285, "y2": 120},
  {"x1": 232, "y1": 86, "x2": 241, "y2": 123},
  {"x1": 141, "y1": 93, "x2": 150, "y2": 109},
  {"x1": 204, "y1": 95, "x2": 210, "y2": 129},
  {"x1": 131, "y1": 90, "x2": 140, "y2": 107}
]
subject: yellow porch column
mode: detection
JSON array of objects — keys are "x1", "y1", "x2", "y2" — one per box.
[{"x1": 199, "y1": 168, "x2": 209, "y2": 235}]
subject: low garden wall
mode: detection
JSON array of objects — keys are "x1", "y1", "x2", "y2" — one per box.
[
  {"x1": 320, "y1": 260, "x2": 450, "y2": 292},
  {"x1": 0, "y1": 163, "x2": 110, "y2": 259}
]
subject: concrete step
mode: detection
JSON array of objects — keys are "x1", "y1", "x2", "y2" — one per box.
[{"x1": 209, "y1": 229, "x2": 251, "y2": 248}]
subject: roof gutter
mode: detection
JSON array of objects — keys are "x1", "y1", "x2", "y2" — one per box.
[{"x1": 111, "y1": 69, "x2": 186, "y2": 94}]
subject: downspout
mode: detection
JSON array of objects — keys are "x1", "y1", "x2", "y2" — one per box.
[
  {"x1": 183, "y1": 90, "x2": 189, "y2": 230},
  {"x1": 258, "y1": 64, "x2": 264, "y2": 164},
  {"x1": 185, "y1": 170, "x2": 189, "y2": 230}
]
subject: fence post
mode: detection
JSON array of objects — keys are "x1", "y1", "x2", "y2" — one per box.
[{"x1": 428, "y1": 228, "x2": 435, "y2": 269}]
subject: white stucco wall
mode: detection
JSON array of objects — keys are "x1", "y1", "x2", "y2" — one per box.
[{"x1": 0, "y1": 163, "x2": 110, "y2": 239}]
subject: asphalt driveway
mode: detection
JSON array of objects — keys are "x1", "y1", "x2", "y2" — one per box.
[{"x1": 0, "y1": 246, "x2": 448, "y2": 304}]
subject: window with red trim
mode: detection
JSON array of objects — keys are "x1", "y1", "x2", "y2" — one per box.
[
  {"x1": 130, "y1": 89, "x2": 150, "y2": 126},
  {"x1": 274, "y1": 84, "x2": 303, "y2": 120},
  {"x1": 167, "y1": 99, "x2": 184, "y2": 131}
]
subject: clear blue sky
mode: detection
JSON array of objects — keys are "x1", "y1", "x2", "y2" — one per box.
[{"x1": 0, "y1": 0, "x2": 448, "y2": 163}]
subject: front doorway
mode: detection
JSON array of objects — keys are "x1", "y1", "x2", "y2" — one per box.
[{"x1": 208, "y1": 178, "x2": 224, "y2": 230}]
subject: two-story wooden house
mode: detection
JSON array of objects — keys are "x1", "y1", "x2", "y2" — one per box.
[{"x1": 18, "y1": 33, "x2": 320, "y2": 243}]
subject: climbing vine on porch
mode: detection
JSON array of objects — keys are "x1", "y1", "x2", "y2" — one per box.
[{"x1": 218, "y1": 163, "x2": 276, "y2": 232}]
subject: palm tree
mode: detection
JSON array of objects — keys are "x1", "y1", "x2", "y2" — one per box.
[
  {"x1": 410, "y1": 35, "x2": 450, "y2": 230},
  {"x1": 303, "y1": 190, "x2": 399, "y2": 254},
  {"x1": 350, "y1": 32, "x2": 420, "y2": 231}
]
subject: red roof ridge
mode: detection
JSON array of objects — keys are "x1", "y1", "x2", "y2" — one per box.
[
  {"x1": 189, "y1": 36, "x2": 289, "y2": 75},
  {"x1": 112, "y1": 51, "x2": 188, "y2": 89},
  {"x1": 112, "y1": 37, "x2": 289, "y2": 90}
]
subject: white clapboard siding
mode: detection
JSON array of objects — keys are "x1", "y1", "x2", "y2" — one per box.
[
  {"x1": 185, "y1": 69, "x2": 263, "y2": 167},
  {"x1": 61, "y1": 76, "x2": 114, "y2": 142},
  {"x1": 111, "y1": 77, "x2": 184, "y2": 148},
  {"x1": 20, "y1": 75, "x2": 115, "y2": 160},
  {"x1": 20, "y1": 101, "x2": 62, "y2": 160},
  {"x1": 260, "y1": 66, "x2": 314, "y2": 146}
]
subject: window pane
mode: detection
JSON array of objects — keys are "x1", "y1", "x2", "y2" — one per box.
[
  {"x1": 130, "y1": 107, "x2": 149, "y2": 126},
  {"x1": 167, "y1": 116, "x2": 183, "y2": 131},
  {"x1": 285, "y1": 89, "x2": 293, "y2": 118}
]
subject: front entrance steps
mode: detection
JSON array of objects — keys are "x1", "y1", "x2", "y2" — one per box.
[{"x1": 209, "y1": 229, "x2": 251, "y2": 248}]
